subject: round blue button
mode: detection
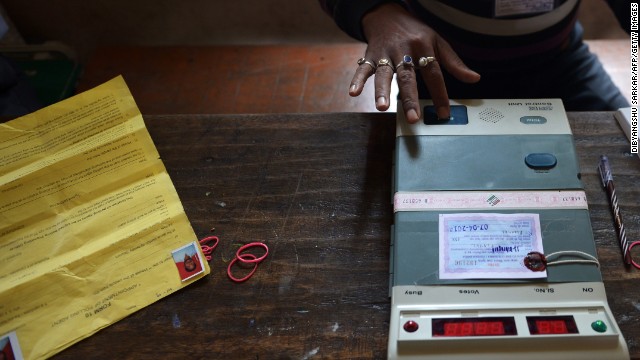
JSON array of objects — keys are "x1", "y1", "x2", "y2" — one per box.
[{"x1": 525, "y1": 153, "x2": 557, "y2": 170}]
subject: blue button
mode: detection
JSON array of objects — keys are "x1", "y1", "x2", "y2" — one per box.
[
  {"x1": 423, "y1": 105, "x2": 468, "y2": 125},
  {"x1": 525, "y1": 153, "x2": 557, "y2": 170},
  {"x1": 520, "y1": 116, "x2": 547, "y2": 125}
]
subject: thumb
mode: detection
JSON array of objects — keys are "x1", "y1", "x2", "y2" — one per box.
[{"x1": 435, "y1": 38, "x2": 481, "y2": 84}]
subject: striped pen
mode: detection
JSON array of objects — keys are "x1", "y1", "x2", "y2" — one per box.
[{"x1": 598, "y1": 155, "x2": 632, "y2": 265}]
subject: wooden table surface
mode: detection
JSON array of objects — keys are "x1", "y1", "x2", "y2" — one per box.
[{"x1": 52, "y1": 111, "x2": 640, "y2": 359}]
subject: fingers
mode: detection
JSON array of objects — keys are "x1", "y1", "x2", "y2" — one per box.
[
  {"x1": 350, "y1": 52, "x2": 461, "y2": 122},
  {"x1": 395, "y1": 61, "x2": 421, "y2": 123},
  {"x1": 416, "y1": 38, "x2": 480, "y2": 120},
  {"x1": 354, "y1": 2, "x2": 480, "y2": 123},
  {"x1": 419, "y1": 60, "x2": 450, "y2": 120},
  {"x1": 350, "y1": 54, "x2": 419, "y2": 121},
  {"x1": 349, "y1": 55, "x2": 395, "y2": 112},
  {"x1": 349, "y1": 58, "x2": 376, "y2": 97},
  {"x1": 350, "y1": 37, "x2": 479, "y2": 123},
  {"x1": 374, "y1": 59, "x2": 394, "y2": 111}
]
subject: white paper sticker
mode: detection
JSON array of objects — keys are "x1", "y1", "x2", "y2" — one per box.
[
  {"x1": 0, "y1": 331, "x2": 25, "y2": 360},
  {"x1": 172, "y1": 242, "x2": 205, "y2": 282},
  {"x1": 439, "y1": 213, "x2": 546, "y2": 279}
]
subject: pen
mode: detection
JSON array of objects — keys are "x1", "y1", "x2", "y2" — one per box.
[{"x1": 598, "y1": 155, "x2": 632, "y2": 265}]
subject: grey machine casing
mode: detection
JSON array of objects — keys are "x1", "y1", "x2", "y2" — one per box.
[{"x1": 388, "y1": 99, "x2": 628, "y2": 359}]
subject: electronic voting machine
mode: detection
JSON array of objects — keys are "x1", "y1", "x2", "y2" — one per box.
[{"x1": 388, "y1": 99, "x2": 629, "y2": 359}]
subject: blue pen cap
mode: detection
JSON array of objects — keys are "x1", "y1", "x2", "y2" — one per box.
[{"x1": 598, "y1": 155, "x2": 613, "y2": 187}]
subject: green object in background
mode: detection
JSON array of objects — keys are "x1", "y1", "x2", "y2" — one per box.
[
  {"x1": 17, "y1": 58, "x2": 81, "y2": 106},
  {"x1": 1, "y1": 42, "x2": 82, "y2": 107}
]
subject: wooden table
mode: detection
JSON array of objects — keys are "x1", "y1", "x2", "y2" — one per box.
[{"x1": 52, "y1": 111, "x2": 640, "y2": 359}]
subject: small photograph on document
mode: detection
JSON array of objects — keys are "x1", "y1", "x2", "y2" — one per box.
[
  {"x1": 0, "y1": 331, "x2": 24, "y2": 360},
  {"x1": 172, "y1": 242, "x2": 205, "y2": 282}
]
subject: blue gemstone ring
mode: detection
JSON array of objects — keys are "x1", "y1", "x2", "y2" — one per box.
[
  {"x1": 417, "y1": 56, "x2": 437, "y2": 68},
  {"x1": 395, "y1": 55, "x2": 414, "y2": 71}
]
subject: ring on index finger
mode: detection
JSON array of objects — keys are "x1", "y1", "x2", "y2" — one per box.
[
  {"x1": 395, "y1": 55, "x2": 415, "y2": 71},
  {"x1": 357, "y1": 57, "x2": 377, "y2": 71},
  {"x1": 417, "y1": 56, "x2": 437, "y2": 68}
]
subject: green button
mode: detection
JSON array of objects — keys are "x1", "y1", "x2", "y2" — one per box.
[{"x1": 591, "y1": 320, "x2": 607, "y2": 333}]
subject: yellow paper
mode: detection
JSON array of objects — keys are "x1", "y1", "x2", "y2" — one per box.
[{"x1": 0, "y1": 76, "x2": 209, "y2": 360}]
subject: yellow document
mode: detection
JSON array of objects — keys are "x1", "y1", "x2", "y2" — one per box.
[{"x1": 0, "y1": 76, "x2": 210, "y2": 360}]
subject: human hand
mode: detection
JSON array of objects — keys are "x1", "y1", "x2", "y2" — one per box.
[{"x1": 349, "y1": 3, "x2": 481, "y2": 123}]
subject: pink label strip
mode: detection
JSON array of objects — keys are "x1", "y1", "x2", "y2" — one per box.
[{"x1": 394, "y1": 191, "x2": 588, "y2": 212}]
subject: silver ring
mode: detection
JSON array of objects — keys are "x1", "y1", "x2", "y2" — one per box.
[
  {"x1": 418, "y1": 56, "x2": 437, "y2": 67},
  {"x1": 395, "y1": 55, "x2": 414, "y2": 71},
  {"x1": 357, "y1": 57, "x2": 377, "y2": 71},
  {"x1": 377, "y1": 58, "x2": 394, "y2": 71}
]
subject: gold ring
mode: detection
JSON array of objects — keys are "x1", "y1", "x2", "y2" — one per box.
[
  {"x1": 377, "y1": 58, "x2": 393, "y2": 70},
  {"x1": 418, "y1": 56, "x2": 437, "y2": 67},
  {"x1": 357, "y1": 57, "x2": 377, "y2": 71}
]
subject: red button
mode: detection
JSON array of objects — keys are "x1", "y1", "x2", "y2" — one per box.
[{"x1": 403, "y1": 320, "x2": 419, "y2": 333}]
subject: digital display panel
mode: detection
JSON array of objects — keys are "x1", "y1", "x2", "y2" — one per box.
[
  {"x1": 527, "y1": 316, "x2": 579, "y2": 335},
  {"x1": 432, "y1": 317, "x2": 517, "y2": 337}
]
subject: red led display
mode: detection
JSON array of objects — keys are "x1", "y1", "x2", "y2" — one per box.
[
  {"x1": 535, "y1": 320, "x2": 567, "y2": 334},
  {"x1": 527, "y1": 316, "x2": 579, "y2": 335},
  {"x1": 432, "y1": 317, "x2": 517, "y2": 337}
]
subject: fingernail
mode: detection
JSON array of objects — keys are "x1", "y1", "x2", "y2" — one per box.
[
  {"x1": 407, "y1": 109, "x2": 419, "y2": 123},
  {"x1": 376, "y1": 96, "x2": 387, "y2": 108},
  {"x1": 437, "y1": 106, "x2": 450, "y2": 120},
  {"x1": 349, "y1": 84, "x2": 357, "y2": 93}
]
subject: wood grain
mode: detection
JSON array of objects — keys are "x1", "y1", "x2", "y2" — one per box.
[
  {"x1": 48, "y1": 111, "x2": 640, "y2": 359},
  {"x1": 76, "y1": 45, "x2": 395, "y2": 115}
]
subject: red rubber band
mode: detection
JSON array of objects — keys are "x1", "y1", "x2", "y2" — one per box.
[
  {"x1": 236, "y1": 242, "x2": 269, "y2": 264},
  {"x1": 629, "y1": 240, "x2": 640, "y2": 270},
  {"x1": 199, "y1": 236, "x2": 220, "y2": 261},
  {"x1": 227, "y1": 253, "x2": 259, "y2": 282}
]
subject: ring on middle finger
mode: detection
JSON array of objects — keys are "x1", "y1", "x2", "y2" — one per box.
[
  {"x1": 377, "y1": 58, "x2": 394, "y2": 71},
  {"x1": 395, "y1": 55, "x2": 414, "y2": 71}
]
